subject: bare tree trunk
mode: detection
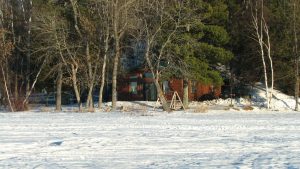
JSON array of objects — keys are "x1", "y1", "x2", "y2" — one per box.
[
  {"x1": 142, "y1": 20, "x2": 177, "y2": 112},
  {"x1": 260, "y1": 0, "x2": 269, "y2": 109},
  {"x1": 70, "y1": 0, "x2": 82, "y2": 38},
  {"x1": 25, "y1": 0, "x2": 32, "y2": 106},
  {"x1": 56, "y1": 64, "x2": 62, "y2": 111},
  {"x1": 145, "y1": 44, "x2": 170, "y2": 112},
  {"x1": 11, "y1": 3, "x2": 18, "y2": 101},
  {"x1": 98, "y1": 61, "x2": 106, "y2": 109},
  {"x1": 293, "y1": 0, "x2": 299, "y2": 111},
  {"x1": 71, "y1": 64, "x2": 82, "y2": 111},
  {"x1": 25, "y1": 59, "x2": 30, "y2": 104},
  {"x1": 98, "y1": 28, "x2": 109, "y2": 110},
  {"x1": 98, "y1": 64, "x2": 106, "y2": 109},
  {"x1": 87, "y1": 63, "x2": 98, "y2": 111},
  {"x1": 296, "y1": 77, "x2": 299, "y2": 111},
  {"x1": 267, "y1": 45, "x2": 273, "y2": 108},
  {"x1": 87, "y1": 84, "x2": 94, "y2": 111},
  {"x1": 60, "y1": 21, "x2": 82, "y2": 111},
  {"x1": 70, "y1": 0, "x2": 82, "y2": 111},
  {"x1": 14, "y1": 73, "x2": 18, "y2": 100},
  {"x1": 154, "y1": 79, "x2": 170, "y2": 112},
  {"x1": 22, "y1": 60, "x2": 45, "y2": 106},
  {"x1": 183, "y1": 78, "x2": 189, "y2": 108},
  {"x1": 251, "y1": 0, "x2": 270, "y2": 109},
  {"x1": 111, "y1": 3, "x2": 120, "y2": 110},
  {"x1": 87, "y1": 87, "x2": 93, "y2": 110},
  {"x1": 1, "y1": 65, "x2": 14, "y2": 112},
  {"x1": 263, "y1": 19, "x2": 274, "y2": 108},
  {"x1": 86, "y1": 41, "x2": 94, "y2": 109},
  {"x1": 111, "y1": 40, "x2": 119, "y2": 110}
]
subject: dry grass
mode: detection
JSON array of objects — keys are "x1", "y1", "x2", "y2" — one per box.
[
  {"x1": 121, "y1": 106, "x2": 131, "y2": 112},
  {"x1": 232, "y1": 107, "x2": 240, "y2": 111},
  {"x1": 87, "y1": 108, "x2": 95, "y2": 113},
  {"x1": 40, "y1": 107, "x2": 52, "y2": 112},
  {"x1": 193, "y1": 104, "x2": 208, "y2": 113},
  {"x1": 224, "y1": 107, "x2": 230, "y2": 111},
  {"x1": 243, "y1": 105, "x2": 254, "y2": 111},
  {"x1": 224, "y1": 106, "x2": 240, "y2": 111},
  {"x1": 103, "y1": 106, "x2": 111, "y2": 112},
  {"x1": 13, "y1": 100, "x2": 29, "y2": 111}
]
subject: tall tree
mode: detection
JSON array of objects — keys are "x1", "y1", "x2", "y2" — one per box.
[
  {"x1": 292, "y1": 0, "x2": 299, "y2": 111},
  {"x1": 249, "y1": 0, "x2": 274, "y2": 109},
  {"x1": 110, "y1": 0, "x2": 136, "y2": 110},
  {"x1": 136, "y1": 0, "x2": 186, "y2": 112},
  {"x1": 32, "y1": 1, "x2": 66, "y2": 111},
  {"x1": 95, "y1": 0, "x2": 110, "y2": 110},
  {"x1": 168, "y1": 0, "x2": 233, "y2": 107},
  {"x1": 0, "y1": 0, "x2": 15, "y2": 111},
  {"x1": 19, "y1": 0, "x2": 33, "y2": 106},
  {"x1": 0, "y1": 29, "x2": 14, "y2": 111}
]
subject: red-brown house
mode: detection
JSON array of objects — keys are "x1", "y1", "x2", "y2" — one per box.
[{"x1": 117, "y1": 70, "x2": 221, "y2": 101}]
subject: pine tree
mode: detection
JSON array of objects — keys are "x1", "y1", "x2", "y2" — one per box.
[{"x1": 167, "y1": 0, "x2": 233, "y2": 107}]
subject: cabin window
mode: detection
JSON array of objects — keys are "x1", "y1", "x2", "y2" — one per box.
[
  {"x1": 163, "y1": 81, "x2": 170, "y2": 93},
  {"x1": 144, "y1": 73, "x2": 154, "y2": 78},
  {"x1": 130, "y1": 82, "x2": 138, "y2": 94},
  {"x1": 130, "y1": 75, "x2": 138, "y2": 80}
]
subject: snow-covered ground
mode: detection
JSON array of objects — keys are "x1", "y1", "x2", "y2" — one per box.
[
  {"x1": 1, "y1": 84, "x2": 299, "y2": 168},
  {"x1": 0, "y1": 110, "x2": 300, "y2": 168}
]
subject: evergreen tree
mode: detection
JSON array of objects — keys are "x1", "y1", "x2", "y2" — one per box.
[{"x1": 167, "y1": 0, "x2": 233, "y2": 107}]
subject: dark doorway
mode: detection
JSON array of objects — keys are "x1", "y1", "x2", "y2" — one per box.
[{"x1": 144, "y1": 83, "x2": 157, "y2": 101}]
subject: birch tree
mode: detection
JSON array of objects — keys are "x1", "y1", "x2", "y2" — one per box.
[{"x1": 250, "y1": 0, "x2": 274, "y2": 109}]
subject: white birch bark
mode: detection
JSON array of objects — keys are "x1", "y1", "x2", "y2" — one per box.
[
  {"x1": 293, "y1": 0, "x2": 299, "y2": 111},
  {"x1": 251, "y1": 0, "x2": 270, "y2": 109}
]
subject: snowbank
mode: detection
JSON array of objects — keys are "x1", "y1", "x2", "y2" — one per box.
[{"x1": 188, "y1": 84, "x2": 298, "y2": 112}]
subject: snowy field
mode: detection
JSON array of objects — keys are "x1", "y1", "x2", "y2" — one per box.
[{"x1": 1, "y1": 110, "x2": 300, "y2": 169}]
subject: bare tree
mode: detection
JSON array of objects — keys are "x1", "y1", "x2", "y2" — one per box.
[
  {"x1": 98, "y1": 28, "x2": 109, "y2": 110},
  {"x1": 293, "y1": 0, "x2": 299, "y2": 111},
  {"x1": 250, "y1": 0, "x2": 274, "y2": 109},
  {"x1": 109, "y1": 0, "x2": 136, "y2": 110},
  {"x1": 62, "y1": 35, "x2": 83, "y2": 111},
  {"x1": 0, "y1": 0, "x2": 15, "y2": 111},
  {"x1": 0, "y1": 33, "x2": 14, "y2": 111},
  {"x1": 69, "y1": 0, "x2": 103, "y2": 111},
  {"x1": 0, "y1": 1, "x2": 16, "y2": 110},
  {"x1": 136, "y1": 0, "x2": 185, "y2": 112},
  {"x1": 96, "y1": 0, "x2": 111, "y2": 110},
  {"x1": 20, "y1": 0, "x2": 32, "y2": 105},
  {"x1": 31, "y1": 5, "x2": 66, "y2": 111}
]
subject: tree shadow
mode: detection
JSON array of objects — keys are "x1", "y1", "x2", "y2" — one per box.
[{"x1": 252, "y1": 86, "x2": 293, "y2": 109}]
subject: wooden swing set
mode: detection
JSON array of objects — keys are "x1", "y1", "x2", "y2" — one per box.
[{"x1": 153, "y1": 91, "x2": 185, "y2": 111}]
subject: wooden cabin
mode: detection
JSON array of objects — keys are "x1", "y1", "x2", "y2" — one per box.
[{"x1": 117, "y1": 70, "x2": 221, "y2": 101}]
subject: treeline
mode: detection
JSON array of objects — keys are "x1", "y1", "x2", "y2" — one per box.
[{"x1": 0, "y1": 0, "x2": 299, "y2": 112}]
